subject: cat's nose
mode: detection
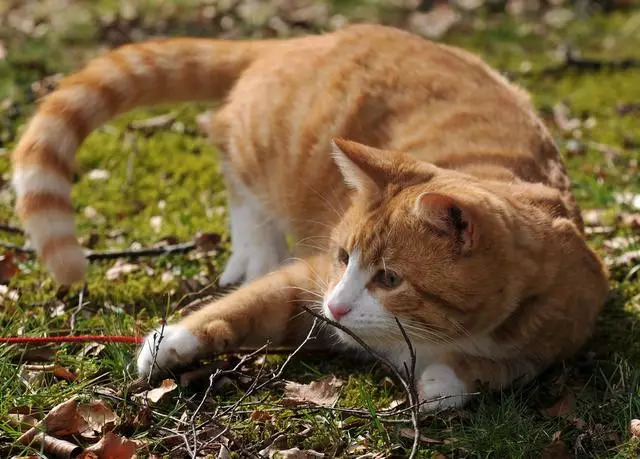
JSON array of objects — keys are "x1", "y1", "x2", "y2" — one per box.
[{"x1": 328, "y1": 303, "x2": 352, "y2": 321}]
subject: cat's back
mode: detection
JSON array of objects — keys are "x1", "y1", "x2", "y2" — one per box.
[{"x1": 209, "y1": 24, "x2": 572, "y2": 236}]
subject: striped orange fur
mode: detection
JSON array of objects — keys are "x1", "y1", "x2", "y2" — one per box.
[
  {"x1": 12, "y1": 25, "x2": 609, "y2": 408},
  {"x1": 12, "y1": 38, "x2": 273, "y2": 284}
]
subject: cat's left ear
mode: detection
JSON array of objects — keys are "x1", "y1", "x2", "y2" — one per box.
[{"x1": 415, "y1": 192, "x2": 477, "y2": 254}]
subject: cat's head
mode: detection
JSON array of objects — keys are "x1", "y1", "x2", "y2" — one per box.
[{"x1": 322, "y1": 139, "x2": 533, "y2": 348}]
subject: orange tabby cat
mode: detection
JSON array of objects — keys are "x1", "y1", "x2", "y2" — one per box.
[{"x1": 12, "y1": 24, "x2": 609, "y2": 410}]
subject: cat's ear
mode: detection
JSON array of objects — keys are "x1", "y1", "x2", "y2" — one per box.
[
  {"x1": 415, "y1": 192, "x2": 477, "y2": 254},
  {"x1": 331, "y1": 138, "x2": 391, "y2": 192}
]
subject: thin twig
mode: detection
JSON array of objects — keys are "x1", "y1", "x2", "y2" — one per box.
[
  {"x1": 0, "y1": 240, "x2": 196, "y2": 259},
  {"x1": 302, "y1": 307, "x2": 420, "y2": 459},
  {"x1": 0, "y1": 223, "x2": 24, "y2": 235},
  {"x1": 86, "y1": 241, "x2": 196, "y2": 260},
  {"x1": 395, "y1": 317, "x2": 419, "y2": 459}
]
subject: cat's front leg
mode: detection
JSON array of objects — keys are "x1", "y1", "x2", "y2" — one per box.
[
  {"x1": 137, "y1": 256, "x2": 330, "y2": 378},
  {"x1": 418, "y1": 355, "x2": 538, "y2": 412}
]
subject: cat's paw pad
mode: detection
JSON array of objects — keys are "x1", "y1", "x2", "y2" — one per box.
[
  {"x1": 418, "y1": 364, "x2": 469, "y2": 412},
  {"x1": 136, "y1": 324, "x2": 203, "y2": 378}
]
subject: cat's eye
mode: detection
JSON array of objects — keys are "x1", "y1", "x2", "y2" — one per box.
[
  {"x1": 338, "y1": 248, "x2": 349, "y2": 266},
  {"x1": 374, "y1": 269, "x2": 402, "y2": 289}
]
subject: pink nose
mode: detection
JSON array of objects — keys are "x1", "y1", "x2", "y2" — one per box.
[{"x1": 328, "y1": 303, "x2": 352, "y2": 320}]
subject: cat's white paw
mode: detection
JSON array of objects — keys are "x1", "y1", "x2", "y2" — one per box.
[
  {"x1": 418, "y1": 364, "x2": 469, "y2": 412},
  {"x1": 137, "y1": 324, "x2": 203, "y2": 377}
]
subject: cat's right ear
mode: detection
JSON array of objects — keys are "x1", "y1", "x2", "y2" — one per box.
[{"x1": 331, "y1": 138, "x2": 387, "y2": 194}]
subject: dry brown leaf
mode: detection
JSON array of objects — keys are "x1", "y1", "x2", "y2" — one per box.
[
  {"x1": 84, "y1": 432, "x2": 138, "y2": 459},
  {"x1": 21, "y1": 364, "x2": 77, "y2": 382},
  {"x1": 23, "y1": 432, "x2": 82, "y2": 459},
  {"x1": 250, "y1": 410, "x2": 273, "y2": 423},
  {"x1": 283, "y1": 374, "x2": 343, "y2": 407},
  {"x1": 195, "y1": 232, "x2": 222, "y2": 252},
  {"x1": 541, "y1": 390, "x2": 575, "y2": 418},
  {"x1": 77, "y1": 400, "x2": 119, "y2": 438},
  {"x1": 541, "y1": 432, "x2": 572, "y2": 459},
  {"x1": 0, "y1": 252, "x2": 20, "y2": 283},
  {"x1": 133, "y1": 378, "x2": 177, "y2": 403},
  {"x1": 630, "y1": 419, "x2": 640, "y2": 437},
  {"x1": 39, "y1": 397, "x2": 88, "y2": 437}
]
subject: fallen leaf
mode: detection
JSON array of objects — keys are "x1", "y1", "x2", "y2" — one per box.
[
  {"x1": 541, "y1": 432, "x2": 572, "y2": 459},
  {"x1": 195, "y1": 232, "x2": 222, "y2": 252},
  {"x1": 106, "y1": 261, "x2": 139, "y2": 281},
  {"x1": 250, "y1": 410, "x2": 273, "y2": 422},
  {"x1": 541, "y1": 390, "x2": 575, "y2": 418},
  {"x1": 18, "y1": 398, "x2": 87, "y2": 445},
  {"x1": 399, "y1": 427, "x2": 444, "y2": 444},
  {"x1": 0, "y1": 252, "x2": 20, "y2": 283},
  {"x1": 283, "y1": 374, "x2": 343, "y2": 407},
  {"x1": 22, "y1": 432, "x2": 82, "y2": 458},
  {"x1": 84, "y1": 432, "x2": 138, "y2": 459},
  {"x1": 77, "y1": 400, "x2": 119, "y2": 438},
  {"x1": 630, "y1": 419, "x2": 640, "y2": 437},
  {"x1": 0, "y1": 40, "x2": 5, "y2": 60},
  {"x1": 40, "y1": 397, "x2": 87, "y2": 437},
  {"x1": 133, "y1": 379, "x2": 177, "y2": 403},
  {"x1": 21, "y1": 364, "x2": 77, "y2": 382}
]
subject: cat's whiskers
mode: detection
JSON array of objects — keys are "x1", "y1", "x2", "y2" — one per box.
[
  {"x1": 303, "y1": 183, "x2": 344, "y2": 221},
  {"x1": 281, "y1": 285, "x2": 324, "y2": 301}
]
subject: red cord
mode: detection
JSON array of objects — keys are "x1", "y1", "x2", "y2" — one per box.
[{"x1": 0, "y1": 335, "x2": 143, "y2": 344}]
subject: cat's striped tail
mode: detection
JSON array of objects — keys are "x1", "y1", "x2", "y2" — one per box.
[{"x1": 11, "y1": 38, "x2": 274, "y2": 284}]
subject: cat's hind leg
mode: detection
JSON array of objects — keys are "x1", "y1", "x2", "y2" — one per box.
[{"x1": 219, "y1": 164, "x2": 290, "y2": 286}]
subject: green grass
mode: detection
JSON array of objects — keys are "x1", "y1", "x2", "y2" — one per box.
[{"x1": 1, "y1": 1, "x2": 639, "y2": 457}]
